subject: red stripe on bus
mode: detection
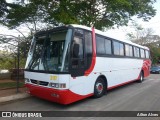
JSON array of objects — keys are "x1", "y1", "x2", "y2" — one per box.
[
  {"x1": 142, "y1": 59, "x2": 151, "y2": 77},
  {"x1": 85, "y1": 27, "x2": 96, "y2": 76},
  {"x1": 107, "y1": 79, "x2": 139, "y2": 90},
  {"x1": 25, "y1": 84, "x2": 93, "y2": 105}
]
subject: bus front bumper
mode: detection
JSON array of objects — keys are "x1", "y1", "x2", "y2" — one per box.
[{"x1": 25, "y1": 83, "x2": 92, "y2": 105}]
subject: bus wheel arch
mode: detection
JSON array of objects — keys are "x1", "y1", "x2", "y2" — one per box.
[{"x1": 93, "y1": 75, "x2": 108, "y2": 98}]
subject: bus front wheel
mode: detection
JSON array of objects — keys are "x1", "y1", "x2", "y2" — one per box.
[{"x1": 93, "y1": 78, "x2": 106, "y2": 98}]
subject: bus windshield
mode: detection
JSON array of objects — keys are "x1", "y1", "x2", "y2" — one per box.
[{"x1": 25, "y1": 28, "x2": 72, "y2": 72}]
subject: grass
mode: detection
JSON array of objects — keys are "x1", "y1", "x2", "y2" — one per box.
[{"x1": 0, "y1": 82, "x2": 24, "y2": 89}]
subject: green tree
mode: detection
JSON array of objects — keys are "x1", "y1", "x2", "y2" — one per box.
[
  {"x1": 149, "y1": 45, "x2": 160, "y2": 64},
  {"x1": 0, "y1": 33, "x2": 31, "y2": 69},
  {"x1": 0, "y1": 0, "x2": 157, "y2": 30},
  {"x1": 127, "y1": 22, "x2": 160, "y2": 64},
  {"x1": 127, "y1": 22, "x2": 155, "y2": 45},
  {"x1": 0, "y1": 0, "x2": 21, "y2": 24}
]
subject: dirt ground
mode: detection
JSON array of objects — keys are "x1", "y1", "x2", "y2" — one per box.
[
  {"x1": 0, "y1": 79, "x2": 26, "y2": 97},
  {"x1": 0, "y1": 87, "x2": 26, "y2": 97},
  {"x1": 0, "y1": 79, "x2": 15, "y2": 83}
]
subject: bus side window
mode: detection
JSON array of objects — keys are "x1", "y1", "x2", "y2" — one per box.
[
  {"x1": 145, "y1": 50, "x2": 150, "y2": 58},
  {"x1": 125, "y1": 44, "x2": 133, "y2": 57},
  {"x1": 105, "y1": 39, "x2": 112, "y2": 54},
  {"x1": 96, "y1": 36, "x2": 105, "y2": 54},
  {"x1": 134, "y1": 47, "x2": 140, "y2": 58},
  {"x1": 140, "y1": 49, "x2": 145, "y2": 58},
  {"x1": 113, "y1": 41, "x2": 124, "y2": 56}
]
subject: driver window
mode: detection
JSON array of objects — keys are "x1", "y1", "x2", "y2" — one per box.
[
  {"x1": 71, "y1": 29, "x2": 84, "y2": 68},
  {"x1": 72, "y1": 29, "x2": 84, "y2": 59},
  {"x1": 73, "y1": 36, "x2": 83, "y2": 59}
]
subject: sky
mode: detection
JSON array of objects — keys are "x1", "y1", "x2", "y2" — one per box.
[{"x1": 1, "y1": 0, "x2": 160, "y2": 40}]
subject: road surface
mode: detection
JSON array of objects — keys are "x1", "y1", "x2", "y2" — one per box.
[{"x1": 0, "y1": 74, "x2": 160, "y2": 120}]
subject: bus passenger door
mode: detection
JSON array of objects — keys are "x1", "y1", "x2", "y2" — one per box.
[
  {"x1": 70, "y1": 29, "x2": 85, "y2": 77},
  {"x1": 70, "y1": 29, "x2": 93, "y2": 77}
]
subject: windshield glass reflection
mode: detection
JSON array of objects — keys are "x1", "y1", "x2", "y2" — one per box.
[{"x1": 25, "y1": 28, "x2": 72, "y2": 72}]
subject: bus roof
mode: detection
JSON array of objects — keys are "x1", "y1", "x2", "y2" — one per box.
[{"x1": 70, "y1": 24, "x2": 149, "y2": 50}]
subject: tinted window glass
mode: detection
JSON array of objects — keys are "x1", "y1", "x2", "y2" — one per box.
[
  {"x1": 125, "y1": 44, "x2": 130, "y2": 56},
  {"x1": 84, "y1": 31, "x2": 92, "y2": 69},
  {"x1": 113, "y1": 41, "x2": 124, "y2": 56},
  {"x1": 125, "y1": 44, "x2": 133, "y2": 57},
  {"x1": 120, "y1": 43, "x2": 124, "y2": 56},
  {"x1": 96, "y1": 36, "x2": 105, "y2": 54},
  {"x1": 105, "y1": 39, "x2": 112, "y2": 54},
  {"x1": 73, "y1": 37, "x2": 83, "y2": 58},
  {"x1": 140, "y1": 49, "x2": 145, "y2": 58},
  {"x1": 113, "y1": 41, "x2": 119, "y2": 55},
  {"x1": 129, "y1": 46, "x2": 133, "y2": 56},
  {"x1": 134, "y1": 47, "x2": 140, "y2": 57},
  {"x1": 145, "y1": 50, "x2": 150, "y2": 58},
  {"x1": 73, "y1": 29, "x2": 84, "y2": 59},
  {"x1": 85, "y1": 31, "x2": 92, "y2": 54}
]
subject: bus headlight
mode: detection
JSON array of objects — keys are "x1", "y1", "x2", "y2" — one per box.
[
  {"x1": 50, "y1": 83, "x2": 66, "y2": 88},
  {"x1": 50, "y1": 83, "x2": 59, "y2": 88}
]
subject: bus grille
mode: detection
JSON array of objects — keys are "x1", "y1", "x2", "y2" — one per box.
[
  {"x1": 30, "y1": 79, "x2": 49, "y2": 86},
  {"x1": 30, "y1": 79, "x2": 38, "y2": 84},
  {"x1": 39, "y1": 81, "x2": 49, "y2": 86}
]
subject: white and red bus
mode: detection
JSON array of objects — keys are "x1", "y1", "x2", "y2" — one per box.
[{"x1": 25, "y1": 24, "x2": 151, "y2": 104}]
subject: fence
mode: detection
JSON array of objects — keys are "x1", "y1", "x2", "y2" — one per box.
[
  {"x1": 0, "y1": 73, "x2": 11, "y2": 80},
  {"x1": 0, "y1": 69, "x2": 24, "y2": 80},
  {"x1": 0, "y1": 69, "x2": 25, "y2": 90},
  {"x1": 10, "y1": 68, "x2": 24, "y2": 80}
]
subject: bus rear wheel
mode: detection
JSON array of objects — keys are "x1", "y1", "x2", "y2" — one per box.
[
  {"x1": 93, "y1": 78, "x2": 106, "y2": 98},
  {"x1": 138, "y1": 71, "x2": 144, "y2": 83}
]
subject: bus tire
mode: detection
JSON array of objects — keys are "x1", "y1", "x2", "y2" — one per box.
[
  {"x1": 93, "y1": 77, "x2": 106, "y2": 98},
  {"x1": 138, "y1": 71, "x2": 144, "y2": 83}
]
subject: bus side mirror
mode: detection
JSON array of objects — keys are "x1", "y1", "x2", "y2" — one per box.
[{"x1": 73, "y1": 43, "x2": 79, "y2": 58}]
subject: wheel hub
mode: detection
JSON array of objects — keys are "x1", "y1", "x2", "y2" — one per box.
[{"x1": 96, "y1": 83, "x2": 103, "y2": 94}]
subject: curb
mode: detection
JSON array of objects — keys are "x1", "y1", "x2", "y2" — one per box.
[{"x1": 0, "y1": 93, "x2": 30, "y2": 103}]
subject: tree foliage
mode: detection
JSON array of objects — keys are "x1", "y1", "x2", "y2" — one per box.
[
  {"x1": 0, "y1": 55, "x2": 26, "y2": 69},
  {"x1": 0, "y1": 34, "x2": 30, "y2": 55},
  {"x1": 149, "y1": 45, "x2": 160, "y2": 64},
  {"x1": 0, "y1": 0, "x2": 157, "y2": 30},
  {"x1": 0, "y1": 0, "x2": 21, "y2": 25},
  {"x1": 0, "y1": 34, "x2": 31, "y2": 69},
  {"x1": 127, "y1": 23, "x2": 160, "y2": 64},
  {"x1": 0, "y1": 0, "x2": 158, "y2": 68},
  {"x1": 127, "y1": 22, "x2": 156, "y2": 45}
]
